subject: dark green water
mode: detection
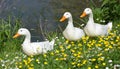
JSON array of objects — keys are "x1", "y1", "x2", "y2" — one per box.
[{"x1": 0, "y1": 0, "x2": 102, "y2": 41}]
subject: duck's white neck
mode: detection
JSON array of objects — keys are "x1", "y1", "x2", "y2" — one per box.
[
  {"x1": 88, "y1": 12, "x2": 94, "y2": 24},
  {"x1": 23, "y1": 33, "x2": 31, "y2": 44},
  {"x1": 67, "y1": 16, "x2": 74, "y2": 28}
]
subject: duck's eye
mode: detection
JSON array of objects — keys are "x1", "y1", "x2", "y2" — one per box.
[
  {"x1": 20, "y1": 30, "x2": 23, "y2": 32},
  {"x1": 66, "y1": 14, "x2": 69, "y2": 15},
  {"x1": 87, "y1": 9, "x2": 89, "y2": 11}
]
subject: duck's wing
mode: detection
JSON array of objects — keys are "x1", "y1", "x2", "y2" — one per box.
[
  {"x1": 49, "y1": 39, "x2": 55, "y2": 50},
  {"x1": 94, "y1": 23, "x2": 108, "y2": 35},
  {"x1": 107, "y1": 22, "x2": 112, "y2": 31},
  {"x1": 31, "y1": 41, "x2": 49, "y2": 49},
  {"x1": 31, "y1": 41, "x2": 50, "y2": 54},
  {"x1": 33, "y1": 40, "x2": 54, "y2": 50},
  {"x1": 74, "y1": 27, "x2": 85, "y2": 35}
]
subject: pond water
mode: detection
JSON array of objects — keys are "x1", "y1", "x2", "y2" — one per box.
[{"x1": 0, "y1": 0, "x2": 102, "y2": 41}]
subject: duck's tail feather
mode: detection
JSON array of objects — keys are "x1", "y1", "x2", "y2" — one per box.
[
  {"x1": 49, "y1": 39, "x2": 55, "y2": 50},
  {"x1": 50, "y1": 39, "x2": 55, "y2": 46},
  {"x1": 107, "y1": 22, "x2": 112, "y2": 31}
]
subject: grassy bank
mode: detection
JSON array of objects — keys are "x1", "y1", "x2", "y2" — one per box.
[{"x1": 0, "y1": 18, "x2": 120, "y2": 69}]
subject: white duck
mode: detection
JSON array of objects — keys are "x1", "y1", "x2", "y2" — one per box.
[
  {"x1": 13, "y1": 28, "x2": 55, "y2": 56},
  {"x1": 80, "y1": 8, "x2": 112, "y2": 37},
  {"x1": 60, "y1": 12, "x2": 85, "y2": 41}
]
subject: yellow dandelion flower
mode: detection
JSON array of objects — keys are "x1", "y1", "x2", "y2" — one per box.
[
  {"x1": 55, "y1": 50, "x2": 59, "y2": 53},
  {"x1": 59, "y1": 45, "x2": 63, "y2": 49},
  {"x1": 107, "y1": 36, "x2": 111, "y2": 39},
  {"x1": 114, "y1": 31, "x2": 116, "y2": 33},
  {"x1": 91, "y1": 58, "x2": 96, "y2": 61},
  {"x1": 87, "y1": 44, "x2": 91, "y2": 47},
  {"x1": 97, "y1": 44, "x2": 102, "y2": 47},
  {"x1": 79, "y1": 48, "x2": 82, "y2": 50},
  {"x1": 50, "y1": 52, "x2": 54, "y2": 56},
  {"x1": 88, "y1": 67, "x2": 91, "y2": 69},
  {"x1": 55, "y1": 58, "x2": 59, "y2": 61},
  {"x1": 36, "y1": 59, "x2": 39, "y2": 62},
  {"x1": 97, "y1": 53, "x2": 102, "y2": 57},
  {"x1": 104, "y1": 41, "x2": 109, "y2": 46},
  {"x1": 88, "y1": 41, "x2": 91, "y2": 43},
  {"x1": 19, "y1": 65, "x2": 22, "y2": 68},
  {"x1": 65, "y1": 40, "x2": 69, "y2": 44},
  {"x1": 43, "y1": 54, "x2": 47, "y2": 58},
  {"x1": 117, "y1": 36, "x2": 119, "y2": 39},
  {"x1": 30, "y1": 64, "x2": 34, "y2": 67},
  {"x1": 82, "y1": 60, "x2": 87, "y2": 64},
  {"x1": 88, "y1": 48, "x2": 92, "y2": 50},
  {"x1": 70, "y1": 49, "x2": 75, "y2": 53},
  {"x1": 61, "y1": 49, "x2": 65, "y2": 52},
  {"x1": 71, "y1": 41, "x2": 74, "y2": 44},
  {"x1": 98, "y1": 57, "x2": 104, "y2": 61},
  {"x1": 83, "y1": 40, "x2": 87, "y2": 43},
  {"x1": 117, "y1": 24, "x2": 120, "y2": 27},
  {"x1": 109, "y1": 33, "x2": 114, "y2": 36},
  {"x1": 77, "y1": 55, "x2": 81, "y2": 58},
  {"x1": 73, "y1": 53, "x2": 77, "y2": 57},
  {"x1": 28, "y1": 57, "x2": 32, "y2": 63},
  {"x1": 104, "y1": 48, "x2": 109, "y2": 51},
  {"x1": 28, "y1": 67, "x2": 34, "y2": 69},
  {"x1": 78, "y1": 52, "x2": 81, "y2": 54},
  {"x1": 63, "y1": 53, "x2": 67, "y2": 57},
  {"x1": 102, "y1": 62, "x2": 106, "y2": 66},
  {"x1": 77, "y1": 63, "x2": 81, "y2": 67},
  {"x1": 59, "y1": 58, "x2": 63, "y2": 60},
  {"x1": 72, "y1": 44, "x2": 75, "y2": 46},
  {"x1": 90, "y1": 43, "x2": 94, "y2": 46},
  {"x1": 19, "y1": 62, "x2": 22, "y2": 65},
  {"x1": 23, "y1": 59, "x2": 26, "y2": 62},
  {"x1": 44, "y1": 62, "x2": 48, "y2": 65},
  {"x1": 30, "y1": 55, "x2": 33, "y2": 58},
  {"x1": 108, "y1": 45, "x2": 113, "y2": 49},
  {"x1": 59, "y1": 58, "x2": 66, "y2": 60},
  {"x1": 116, "y1": 39, "x2": 118, "y2": 42},
  {"x1": 116, "y1": 36, "x2": 119, "y2": 42},
  {"x1": 86, "y1": 36, "x2": 89, "y2": 40},
  {"x1": 92, "y1": 40, "x2": 95, "y2": 43},
  {"x1": 105, "y1": 38, "x2": 109, "y2": 40},
  {"x1": 82, "y1": 36, "x2": 86, "y2": 40},
  {"x1": 95, "y1": 65, "x2": 99, "y2": 68},
  {"x1": 15, "y1": 62, "x2": 18, "y2": 65},
  {"x1": 118, "y1": 42, "x2": 120, "y2": 45},
  {"x1": 78, "y1": 43, "x2": 82, "y2": 47},
  {"x1": 99, "y1": 38, "x2": 103, "y2": 42},
  {"x1": 23, "y1": 60, "x2": 28, "y2": 65},
  {"x1": 96, "y1": 44, "x2": 102, "y2": 47},
  {"x1": 67, "y1": 45, "x2": 71, "y2": 49},
  {"x1": 71, "y1": 62, "x2": 76, "y2": 65},
  {"x1": 110, "y1": 41, "x2": 114, "y2": 45}
]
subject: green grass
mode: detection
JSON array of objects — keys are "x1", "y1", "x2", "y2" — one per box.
[{"x1": 0, "y1": 18, "x2": 120, "y2": 69}]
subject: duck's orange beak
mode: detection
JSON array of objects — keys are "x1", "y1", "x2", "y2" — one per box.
[
  {"x1": 60, "y1": 16, "x2": 66, "y2": 22},
  {"x1": 80, "y1": 12, "x2": 87, "y2": 18},
  {"x1": 13, "y1": 33, "x2": 20, "y2": 38}
]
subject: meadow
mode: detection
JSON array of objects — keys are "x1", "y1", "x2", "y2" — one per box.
[
  {"x1": 0, "y1": 16, "x2": 120, "y2": 69},
  {"x1": 0, "y1": 0, "x2": 120, "y2": 68}
]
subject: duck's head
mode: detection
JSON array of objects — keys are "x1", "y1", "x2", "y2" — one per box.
[
  {"x1": 13, "y1": 28, "x2": 30, "y2": 38},
  {"x1": 60, "y1": 12, "x2": 72, "y2": 22},
  {"x1": 80, "y1": 8, "x2": 92, "y2": 18}
]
